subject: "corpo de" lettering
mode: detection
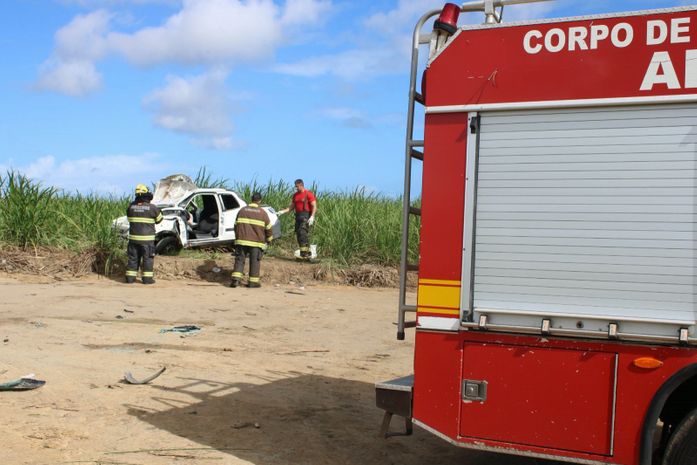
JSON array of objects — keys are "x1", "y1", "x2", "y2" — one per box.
[{"x1": 524, "y1": 23, "x2": 634, "y2": 54}]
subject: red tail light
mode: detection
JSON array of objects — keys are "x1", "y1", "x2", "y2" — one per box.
[{"x1": 434, "y1": 3, "x2": 461, "y2": 35}]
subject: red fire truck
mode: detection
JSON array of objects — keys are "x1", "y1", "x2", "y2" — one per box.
[{"x1": 376, "y1": 2, "x2": 697, "y2": 464}]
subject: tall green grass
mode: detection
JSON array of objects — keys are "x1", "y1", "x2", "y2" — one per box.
[
  {"x1": 0, "y1": 172, "x2": 57, "y2": 248},
  {"x1": 231, "y1": 179, "x2": 419, "y2": 266},
  {"x1": 0, "y1": 170, "x2": 418, "y2": 269},
  {"x1": 0, "y1": 171, "x2": 129, "y2": 271}
]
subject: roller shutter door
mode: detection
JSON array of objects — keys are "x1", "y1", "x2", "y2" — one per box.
[{"x1": 472, "y1": 104, "x2": 697, "y2": 327}]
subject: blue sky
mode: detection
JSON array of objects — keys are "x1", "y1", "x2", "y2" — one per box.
[{"x1": 0, "y1": 0, "x2": 692, "y2": 195}]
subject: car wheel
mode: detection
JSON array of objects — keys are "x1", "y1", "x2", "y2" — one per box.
[
  {"x1": 662, "y1": 406, "x2": 697, "y2": 465},
  {"x1": 155, "y1": 236, "x2": 182, "y2": 256}
]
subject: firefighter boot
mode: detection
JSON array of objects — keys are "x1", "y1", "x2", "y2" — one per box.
[
  {"x1": 230, "y1": 279, "x2": 240, "y2": 288},
  {"x1": 142, "y1": 277, "x2": 156, "y2": 285},
  {"x1": 125, "y1": 276, "x2": 136, "y2": 284},
  {"x1": 247, "y1": 275, "x2": 261, "y2": 288}
]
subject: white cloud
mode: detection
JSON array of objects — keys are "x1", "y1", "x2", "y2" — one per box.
[
  {"x1": 363, "y1": 0, "x2": 443, "y2": 35},
  {"x1": 38, "y1": 0, "x2": 331, "y2": 85},
  {"x1": 276, "y1": 0, "x2": 561, "y2": 80},
  {"x1": 143, "y1": 70, "x2": 237, "y2": 150},
  {"x1": 35, "y1": 10, "x2": 111, "y2": 96},
  {"x1": 275, "y1": 44, "x2": 406, "y2": 80},
  {"x1": 35, "y1": 59, "x2": 103, "y2": 97},
  {"x1": 58, "y1": 0, "x2": 180, "y2": 5},
  {"x1": 56, "y1": 10, "x2": 112, "y2": 60},
  {"x1": 36, "y1": 0, "x2": 332, "y2": 147},
  {"x1": 3, "y1": 154, "x2": 168, "y2": 194},
  {"x1": 107, "y1": 0, "x2": 285, "y2": 66},
  {"x1": 320, "y1": 107, "x2": 371, "y2": 129},
  {"x1": 281, "y1": 0, "x2": 331, "y2": 26},
  {"x1": 276, "y1": 0, "x2": 441, "y2": 80}
]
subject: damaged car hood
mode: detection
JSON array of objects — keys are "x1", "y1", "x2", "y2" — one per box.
[{"x1": 152, "y1": 174, "x2": 197, "y2": 206}]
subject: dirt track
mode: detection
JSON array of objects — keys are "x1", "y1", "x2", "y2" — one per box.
[{"x1": 0, "y1": 275, "x2": 560, "y2": 465}]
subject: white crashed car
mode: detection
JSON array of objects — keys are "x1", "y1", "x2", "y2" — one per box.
[{"x1": 113, "y1": 175, "x2": 281, "y2": 255}]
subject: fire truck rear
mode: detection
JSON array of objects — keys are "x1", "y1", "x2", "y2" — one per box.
[{"x1": 376, "y1": 2, "x2": 697, "y2": 464}]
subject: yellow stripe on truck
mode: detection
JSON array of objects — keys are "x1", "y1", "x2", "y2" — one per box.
[
  {"x1": 418, "y1": 278, "x2": 461, "y2": 286},
  {"x1": 417, "y1": 307, "x2": 461, "y2": 316},
  {"x1": 417, "y1": 284, "x2": 461, "y2": 311}
]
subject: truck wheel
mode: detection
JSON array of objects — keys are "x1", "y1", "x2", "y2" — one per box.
[
  {"x1": 663, "y1": 407, "x2": 697, "y2": 465},
  {"x1": 155, "y1": 236, "x2": 181, "y2": 256}
]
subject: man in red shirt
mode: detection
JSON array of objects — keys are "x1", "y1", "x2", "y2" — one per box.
[{"x1": 279, "y1": 179, "x2": 317, "y2": 259}]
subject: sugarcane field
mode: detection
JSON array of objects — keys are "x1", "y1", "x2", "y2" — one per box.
[{"x1": 4, "y1": 2, "x2": 697, "y2": 465}]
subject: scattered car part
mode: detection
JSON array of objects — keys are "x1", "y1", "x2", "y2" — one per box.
[
  {"x1": 123, "y1": 367, "x2": 166, "y2": 385},
  {"x1": 0, "y1": 375, "x2": 45, "y2": 391}
]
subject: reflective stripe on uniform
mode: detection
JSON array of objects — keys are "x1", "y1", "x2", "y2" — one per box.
[
  {"x1": 236, "y1": 217, "x2": 267, "y2": 228},
  {"x1": 142, "y1": 271, "x2": 154, "y2": 277},
  {"x1": 235, "y1": 239, "x2": 267, "y2": 249},
  {"x1": 265, "y1": 223, "x2": 273, "y2": 230},
  {"x1": 128, "y1": 217, "x2": 156, "y2": 224},
  {"x1": 125, "y1": 270, "x2": 138, "y2": 277},
  {"x1": 300, "y1": 246, "x2": 310, "y2": 252},
  {"x1": 231, "y1": 271, "x2": 243, "y2": 279},
  {"x1": 248, "y1": 276, "x2": 261, "y2": 283},
  {"x1": 155, "y1": 213, "x2": 163, "y2": 223},
  {"x1": 129, "y1": 234, "x2": 156, "y2": 241}
]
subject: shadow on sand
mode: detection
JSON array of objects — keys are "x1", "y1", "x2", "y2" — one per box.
[{"x1": 126, "y1": 373, "x2": 557, "y2": 465}]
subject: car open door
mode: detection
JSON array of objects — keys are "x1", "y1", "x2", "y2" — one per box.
[{"x1": 219, "y1": 193, "x2": 244, "y2": 243}]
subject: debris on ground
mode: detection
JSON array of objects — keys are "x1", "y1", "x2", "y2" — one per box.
[
  {"x1": 232, "y1": 422, "x2": 261, "y2": 429},
  {"x1": 275, "y1": 349, "x2": 330, "y2": 356},
  {"x1": 159, "y1": 325, "x2": 201, "y2": 334},
  {"x1": 123, "y1": 366, "x2": 166, "y2": 385},
  {"x1": 0, "y1": 375, "x2": 46, "y2": 391}
]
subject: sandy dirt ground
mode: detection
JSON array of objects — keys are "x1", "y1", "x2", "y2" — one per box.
[{"x1": 0, "y1": 275, "x2": 562, "y2": 465}]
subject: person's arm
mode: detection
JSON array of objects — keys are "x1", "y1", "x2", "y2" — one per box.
[
  {"x1": 154, "y1": 206, "x2": 163, "y2": 224},
  {"x1": 278, "y1": 200, "x2": 295, "y2": 215},
  {"x1": 308, "y1": 192, "x2": 317, "y2": 225}
]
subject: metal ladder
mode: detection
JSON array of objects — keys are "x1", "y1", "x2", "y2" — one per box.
[
  {"x1": 396, "y1": 9, "x2": 438, "y2": 341},
  {"x1": 396, "y1": 0, "x2": 555, "y2": 341}
]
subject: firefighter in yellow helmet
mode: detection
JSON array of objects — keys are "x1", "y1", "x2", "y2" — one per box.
[{"x1": 125, "y1": 184, "x2": 163, "y2": 284}]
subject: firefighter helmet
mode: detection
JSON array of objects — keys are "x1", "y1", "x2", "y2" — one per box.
[{"x1": 135, "y1": 184, "x2": 149, "y2": 195}]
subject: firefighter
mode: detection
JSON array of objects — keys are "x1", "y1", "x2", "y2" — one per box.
[
  {"x1": 278, "y1": 179, "x2": 317, "y2": 259},
  {"x1": 125, "y1": 184, "x2": 163, "y2": 285},
  {"x1": 230, "y1": 192, "x2": 273, "y2": 288}
]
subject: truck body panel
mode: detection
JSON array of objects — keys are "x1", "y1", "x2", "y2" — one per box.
[{"x1": 381, "y1": 5, "x2": 697, "y2": 465}]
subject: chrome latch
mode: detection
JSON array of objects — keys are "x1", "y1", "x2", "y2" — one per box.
[
  {"x1": 541, "y1": 319, "x2": 551, "y2": 336},
  {"x1": 478, "y1": 314, "x2": 488, "y2": 330},
  {"x1": 462, "y1": 380, "x2": 488, "y2": 402},
  {"x1": 679, "y1": 328, "x2": 689, "y2": 345}
]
